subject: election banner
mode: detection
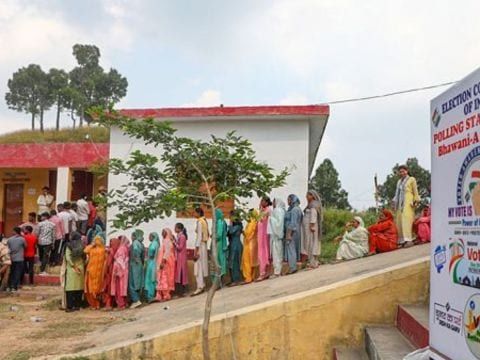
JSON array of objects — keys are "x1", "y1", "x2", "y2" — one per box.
[{"x1": 431, "y1": 67, "x2": 480, "y2": 359}]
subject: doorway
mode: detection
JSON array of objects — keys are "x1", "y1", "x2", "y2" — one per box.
[
  {"x1": 3, "y1": 183, "x2": 24, "y2": 236},
  {"x1": 71, "y1": 170, "x2": 93, "y2": 201}
]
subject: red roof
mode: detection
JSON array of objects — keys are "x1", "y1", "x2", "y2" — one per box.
[
  {"x1": 120, "y1": 105, "x2": 329, "y2": 119},
  {"x1": 0, "y1": 143, "x2": 109, "y2": 168}
]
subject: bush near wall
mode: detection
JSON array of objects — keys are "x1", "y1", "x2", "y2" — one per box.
[{"x1": 320, "y1": 207, "x2": 379, "y2": 262}]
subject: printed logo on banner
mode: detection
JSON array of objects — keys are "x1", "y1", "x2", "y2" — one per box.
[
  {"x1": 457, "y1": 146, "x2": 480, "y2": 215},
  {"x1": 464, "y1": 294, "x2": 480, "y2": 358},
  {"x1": 432, "y1": 108, "x2": 441, "y2": 127},
  {"x1": 434, "y1": 301, "x2": 463, "y2": 335},
  {"x1": 434, "y1": 245, "x2": 447, "y2": 273},
  {"x1": 449, "y1": 238, "x2": 480, "y2": 289}
]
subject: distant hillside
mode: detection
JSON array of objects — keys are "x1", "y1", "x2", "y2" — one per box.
[{"x1": 0, "y1": 127, "x2": 109, "y2": 144}]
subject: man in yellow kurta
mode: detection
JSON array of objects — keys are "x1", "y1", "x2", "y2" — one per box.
[{"x1": 393, "y1": 165, "x2": 420, "y2": 247}]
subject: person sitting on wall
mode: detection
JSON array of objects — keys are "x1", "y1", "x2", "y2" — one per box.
[
  {"x1": 367, "y1": 209, "x2": 398, "y2": 254},
  {"x1": 37, "y1": 186, "x2": 54, "y2": 215},
  {"x1": 414, "y1": 206, "x2": 431, "y2": 244},
  {"x1": 335, "y1": 217, "x2": 369, "y2": 261}
]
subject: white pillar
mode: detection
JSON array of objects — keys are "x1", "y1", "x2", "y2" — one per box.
[{"x1": 56, "y1": 167, "x2": 70, "y2": 205}]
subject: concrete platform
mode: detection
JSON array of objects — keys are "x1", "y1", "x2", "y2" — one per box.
[
  {"x1": 55, "y1": 244, "x2": 429, "y2": 359},
  {"x1": 87, "y1": 245, "x2": 429, "y2": 349}
]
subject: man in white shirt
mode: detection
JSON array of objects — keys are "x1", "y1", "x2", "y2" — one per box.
[
  {"x1": 76, "y1": 194, "x2": 90, "y2": 235},
  {"x1": 37, "y1": 187, "x2": 54, "y2": 214},
  {"x1": 57, "y1": 203, "x2": 73, "y2": 258}
]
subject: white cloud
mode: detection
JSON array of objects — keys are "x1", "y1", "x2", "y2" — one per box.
[{"x1": 182, "y1": 90, "x2": 222, "y2": 107}]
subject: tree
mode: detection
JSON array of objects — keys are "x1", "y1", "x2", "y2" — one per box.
[
  {"x1": 377, "y1": 157, "x2": 431, "y2": 207},
  {"x1": 48, "y1": 68, "x2": 69, "y2": 130},
  {"x1": 69, "y1": 44, "x2": 127, "y2": 126},
  {"x1": 92, "y1": 108, "x2": 289, "y2": 360},
  {"x1": 310, "y1": 158, "x2": 351, "y2": 210},
  {"x1": 5, "y1": 64, "x2": 50, "y2": 131}
]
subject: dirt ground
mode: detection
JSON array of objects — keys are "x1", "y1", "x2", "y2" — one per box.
[{"x1": 0, "y1": 286, "x2": 134, "y2": 360}]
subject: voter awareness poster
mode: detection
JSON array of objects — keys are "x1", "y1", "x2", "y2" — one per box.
[{"x1": 431, "y1": 67, "x2": 480, "y2": 359}]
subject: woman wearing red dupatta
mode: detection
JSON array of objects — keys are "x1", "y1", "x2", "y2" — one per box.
[{"x1": 102, "y1": 237, "x2": 120, "y2": 310}]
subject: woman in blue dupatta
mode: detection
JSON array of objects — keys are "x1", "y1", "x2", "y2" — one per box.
[
  {"x1": 215, "y1": 209, "x2": 228, "y2": 279},
  {"x1": 144, "y1": 232, "x2": 160, "y2": 303},
  {"x1": 228, "y1": 210, "x2": 243, "y2": 286}
]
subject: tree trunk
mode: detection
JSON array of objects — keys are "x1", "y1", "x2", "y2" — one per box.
[
  {"x1": 79, "y1": 107, "x2": 84, "y2": 127},
  {"x1": 202, "y1": 195, "x2": 220, "y2": 360},
  {"x1": 40, "y1": 109, "x2": 44, "y2": 133},
  {"x1": 71, "y1": 110, "x2": 76, "y2": 129},
  {"x1": 56, "y1": 103, "x2": 61, "y2": 131},
  {"x1": 31, "y1": 112, "x2": 35, "y2": 130}
]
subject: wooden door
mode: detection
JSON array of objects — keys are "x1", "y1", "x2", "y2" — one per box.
[
  {"x1": 3, "y1": 184, "x2": 24, "y2": 236},
  {"x1": 71, "y1": 170, "x2": 93, "y2": 201}
]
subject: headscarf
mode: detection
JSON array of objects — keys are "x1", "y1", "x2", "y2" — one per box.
[
  {"x1": 353, "y1": 216, "x2": 365, "y2": 228},
  {"x1": 216, "y1": 208, "x2": 226, "y2": 238},
  {"x1": 132, "y1": 229, "x2": 144, "y2": 243},
  {"x1": 270, "y1": 198, "x2": 286, "y2": 238},
  {"x1": 109, "y1": 237, "x2": 120, "y2": 254},
  {"x1": 68, "y1": 231, "x2": 85, "y2": 259},
  {"x1": 287, "y1": 194, "x2": 300, "y2": 210},
  {"x1": 306, "y1": 189, "x2": 324, "y2": 226},
  {"x1": 93, "y1": 224, "x2": 106, "y2": 246},
  {"x1": 163, "y1": 228, "x2": 174, "y2": 241},
  {"x1": 118, "y1": 235, "x2": 130, "y2": 247},
  {"x1": 382, "y1": 209, "x2": 394, "y2": 221},
  {"x1": 149, "y1": 232, "x2": 160, "y2": 244}
]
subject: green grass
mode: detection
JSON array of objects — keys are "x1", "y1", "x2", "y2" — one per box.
[
  {"x1": 6, "y1": 351, "x2": 31, "y2": 360},
  {"x1": 0, "y1": 126, "x2": 109, "y2": 144},
  {"x1": 42, "y1": 297, "x2": 62, "y2": 311},
  {"x1": 319, "y1": 207, "x2": 379, "y2": 262}
]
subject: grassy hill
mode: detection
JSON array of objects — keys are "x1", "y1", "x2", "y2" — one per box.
[{"x1": 0, "y1": 126, "x2": 109, "y2": 144}]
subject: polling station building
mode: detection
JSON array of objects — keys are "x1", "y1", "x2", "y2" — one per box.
[{"x1": 109, "y1": 105, "x2": 330, "y2": 246}]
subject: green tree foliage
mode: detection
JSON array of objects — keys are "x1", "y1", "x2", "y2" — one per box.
[
  {"x1": 48, "y1": 68, "x2": 69, "y2": 131},
  {"x1": 5, "y1": 44, "x2": 128, "y2": 130},
  {"x1": 5, "y1": 64, "x2": 51, "y2": 131},
  {"x1": 69, "y1": 45, "x2": 128, "y2": 126},
  {"x1": 310, "y1": 158, "x2": 351, "y2": 210},
  {"x1": 92, "y1": 108, "x2": 289, "y2": 359},
  {"x1": 377, "y1": 157, "x2": 431, "y2": 207}
]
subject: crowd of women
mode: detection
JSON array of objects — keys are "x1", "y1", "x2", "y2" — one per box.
[
  {"x1": 60, "y1": 190, "x2": 324, "y2": 311},
  {"x1": 60, "y1": 179, "x2": 430, "y2": 312}
]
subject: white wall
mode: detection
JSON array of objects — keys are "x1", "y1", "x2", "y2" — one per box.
[{"x1": 108, "y1": 118, "x2": 309, "y2": 247}]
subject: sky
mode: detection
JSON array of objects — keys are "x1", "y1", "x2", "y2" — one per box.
[{"x1": 1, "y1": 0, "x2": 480, "y2": 209}]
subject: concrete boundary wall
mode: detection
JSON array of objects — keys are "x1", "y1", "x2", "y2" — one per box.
[{"x1": 62, "y1": 257, "x2": 429, "y2": 360}]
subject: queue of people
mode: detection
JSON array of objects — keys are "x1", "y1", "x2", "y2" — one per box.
[{"x1": 0, "y1": 165, "x2": 431, "y2": 312}]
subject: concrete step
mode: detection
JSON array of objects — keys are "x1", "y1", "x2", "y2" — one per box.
[
  {"x1": 365, "y1": 326, "x2": 415, "y2": 360},
  {"x1": 334, "y1": 346, "x2": 369, "y2": 360},
  {"x1": 396, "y1": 304, "x2": 429, "y2": 348}
]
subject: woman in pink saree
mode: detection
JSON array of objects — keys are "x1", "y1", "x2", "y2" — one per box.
[
  {"x1": 156, "y1": 228, "x2": 176, "y2": 301},
  {"x1": 111, "y1": 235, "x2": 129, "y2": 309},
  {"x1": 257, "y1": 196, "x2": 272, "y2": 281},
  {"x1": 415, "y1": 207, "x2": 431, "y2": 243}
]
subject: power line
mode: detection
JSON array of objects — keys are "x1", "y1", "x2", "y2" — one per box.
[{"x1": 321, "y1": 80, "x2": 458, "y2": 105}]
